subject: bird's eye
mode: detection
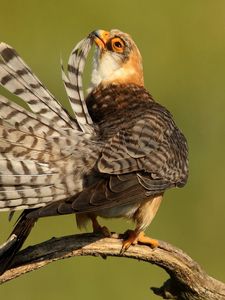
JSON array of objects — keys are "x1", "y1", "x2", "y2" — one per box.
[
  {"x1": 114, "y1": 41, "x2": 122, "y2": 48},
  {"x1": 111, "y1": 38, "x2": 124, "y2": 53}
]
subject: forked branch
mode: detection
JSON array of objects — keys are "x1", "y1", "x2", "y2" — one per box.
[{"x1": 0, "y1": 233, "x2": 224, "y2": 300}]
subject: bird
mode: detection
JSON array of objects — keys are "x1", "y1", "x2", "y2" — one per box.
[{"x1": 0, "y1": 29, "x2": 188, "y2": 274}]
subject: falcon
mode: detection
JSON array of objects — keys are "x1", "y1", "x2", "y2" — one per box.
[{"x1": 0, "y1": 29, "x2": 188, "y2": 274}]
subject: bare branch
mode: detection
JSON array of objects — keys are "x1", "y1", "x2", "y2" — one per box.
[{"x1": 0, "y1": 233, "x2": 224, "y2": 300}]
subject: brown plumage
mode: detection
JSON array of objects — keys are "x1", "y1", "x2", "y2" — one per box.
[{"x1": 0, "y1": 29, "x2": 188, "y2": 273}]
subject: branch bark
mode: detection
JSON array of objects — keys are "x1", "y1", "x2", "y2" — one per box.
[{"x1": 0, "y1": 233, "x2": 224, "y2": 300}]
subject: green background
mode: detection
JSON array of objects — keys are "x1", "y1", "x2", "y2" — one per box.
[{"x1": 0, "y1": 1, "x2": 225, "y2": 299}]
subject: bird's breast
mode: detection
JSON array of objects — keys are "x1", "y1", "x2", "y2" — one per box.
[{"x1": 86, "y1": 83, "x2": 154, "y2": 136}]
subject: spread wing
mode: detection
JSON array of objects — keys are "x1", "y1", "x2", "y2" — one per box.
[
  {"x1": 0, "y1": 42, "x2": 99, "y2": 212},
  {"x1": 0, "y1": 42, "x2": 77, "y2": 130},
  {"x1": 0, "y1": 95, "x2": 98, "y2": 212}
]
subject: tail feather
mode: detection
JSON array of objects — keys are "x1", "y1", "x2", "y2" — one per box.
[{"x1": 0, "y1": 210, "x2": 37, "y2": 275}]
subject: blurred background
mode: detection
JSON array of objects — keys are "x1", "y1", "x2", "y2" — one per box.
[{"x1": 0, "y1": 0, "x2": 225, "y2": 299}]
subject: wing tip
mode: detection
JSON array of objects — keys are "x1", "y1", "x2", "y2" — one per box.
[{"x1": 0, "y1": 42, "x2": 12, "y2": 52}]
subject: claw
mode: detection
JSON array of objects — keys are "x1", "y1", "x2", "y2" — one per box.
[{"x1": 121, "y1": 230, "x2": 159, "y2": 253}]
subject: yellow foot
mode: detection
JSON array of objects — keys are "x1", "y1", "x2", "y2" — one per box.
[{"x1": 121, "y1": 230, "x2": 159, "y2": 253}]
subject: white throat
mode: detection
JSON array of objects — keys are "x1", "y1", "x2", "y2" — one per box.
[{"x1": 88, "y1": 49, "x2": 122, "y2": 93}]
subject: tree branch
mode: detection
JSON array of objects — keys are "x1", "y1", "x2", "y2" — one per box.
[{"x1": 0, "y1": 233, "x2": 224, "y2": 300}]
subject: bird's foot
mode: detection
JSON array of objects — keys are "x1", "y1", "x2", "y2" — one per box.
[
  {"x1": 91, "y1": 216, "x2": 111, "y2": 237},
  {"x1": 93, "y1": 225, "x2": 111, "y2": 237},
  {"x1": 121, "y1": 230, "x2": 159, "y2": 253}
]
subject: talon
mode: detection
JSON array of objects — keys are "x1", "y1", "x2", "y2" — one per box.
[
  {"x1": 121, "y1": 230, "x2": 139, "y2": 253},
  {"x1": 121, "y1": 230, "x2": 159, "y2": 253}
]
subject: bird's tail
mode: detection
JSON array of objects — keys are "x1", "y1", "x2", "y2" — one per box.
[{"x1": 0, "y1": 210, "x2": 37, "y2": 275}]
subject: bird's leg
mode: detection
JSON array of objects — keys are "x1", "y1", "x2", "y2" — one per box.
[
  {"x1": 90, "y1": 215, "x2": 111, "y2": 237},
  {"x1": 121, "y1": 195, "x2": 162, "y2": 252},
  {"x1": 121, "y1": 229, "x2": 159, "y2": 252}
]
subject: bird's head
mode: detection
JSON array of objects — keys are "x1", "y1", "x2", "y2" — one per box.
[{"x1": 89, "y1": 29, "x2": 144, "y2": 91}]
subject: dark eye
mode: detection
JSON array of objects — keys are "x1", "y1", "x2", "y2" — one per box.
[{"x1": 114, "y1": 41, "x2": 122, "y2": 48}]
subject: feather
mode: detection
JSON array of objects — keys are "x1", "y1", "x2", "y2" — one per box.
[
  {"x1": 0, "y1": 94, "x2": 99, "y2": 212},
  {"x1": 0, "y1": 210, "x2": 37, "y2": 275},
  {"x1": 61, "y1": 37, "x2": 95, "y2": 134},
  {"x1": 0, "y1": 42, "x2": 77, "y2": 130}
]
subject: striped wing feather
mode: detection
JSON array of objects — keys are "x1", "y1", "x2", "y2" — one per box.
[
  {"x1": 0, "y1": 95, "x2": 97, "y2": 211},
  {"x1": 0, "y1": 120, "x2": 59, "y2": 210},
  {"x1": 98, "y1": 107, "x2": 188, "y2": 192},
  {"x1": 0, "y1": 40, "x2": 101, "y2": 212},
  {"x1": 0, "y1": 42, "x2": 77, "y2": 130},
  {"x1": 61, "y1": 37, "x2": 95, "y2": 134}
]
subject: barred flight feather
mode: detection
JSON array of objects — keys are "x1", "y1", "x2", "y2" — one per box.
[
  {"x1": 0, "y1": 39, "x2": 102, "y2": 212},
  {"x1": 0, "y1": 195, "x2": 71, "y2": 212},
  {"x1": 0, "y1": 95, "x2": 64, "y2": 139},
  {"x1": 0, "y1": 43, "x2": 77, "y2": 130},
  {"x1": 61, "y1": 37, "x2": 95, "y2": 134}
]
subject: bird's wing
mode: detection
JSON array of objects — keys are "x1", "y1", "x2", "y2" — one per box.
[
  {"x1": 26, "y1": 173, "x2": 146, "y2": 218},
  {"x1": 41, "y1": 102, "x2": 188, "y2": 216},
  {"x1": 0, "y1": 42, "x2": 77, "y2": 130},
  {"x1": 0, "y1": 95, "x2": 96, "y2": 212},
  {"x1": 0, "y1": 40, "x2": 101, "y2": 212},
  {"x1": 61, "y1": 37, "x2": 95, "y2": 134},
  {"x1": 98, "y1": 104, "x2": 188, "y2": 190},
  {"x1": 61, "y1": 104, "x2": 188, "y2": 214}
]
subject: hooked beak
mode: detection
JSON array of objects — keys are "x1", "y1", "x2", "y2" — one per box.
[{"x1": 92, "y1": 29, "x2": 110, "y2": 49}]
